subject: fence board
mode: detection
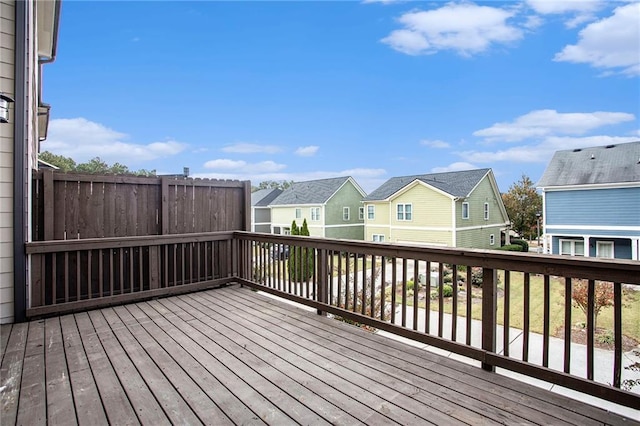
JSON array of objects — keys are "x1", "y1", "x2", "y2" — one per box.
[{"x1": 32, "y1": 172, "x2": 248, "y2": 241}]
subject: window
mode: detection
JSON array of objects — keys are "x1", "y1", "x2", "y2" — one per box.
[
  {"x1": 367, "y1": 205, "x2": 375, "y2": 220},
  {"x1": 596, "y1": 241, "x2": 614, "y2": 259},
  {"x1": 484, "y1": 202, "x2": 489, "y2": 221},
  {"x1": 311, "y1": 207, "x2": 320, "y2": 221},
  {"x1": 462, "y1": 202, "x2": 469, "y2": 219},
  {"x1": 283, "y1": 227, "x2": 291, "y2": 235},
  {"x1": 359, "y1": 207, "x2": 364, "y2": 220},
  {"x1": 397, "y1": 203, "x2": 412, "y2": 221},
  {"x1": 295, "y1": 208, "x2": 301, "y2": 219},
  {"x1": 560, "y1": 239, "x2": 584, "y2": 256},
  {"x1": 489, "y1": 234, "x2": 495, "y2": 245},
  {"x1": 373, "y1": 234, "x2": 385, "y2": 242},
  {"x1": 343, "y1": 207, "x2": 350, "y2": 221}
]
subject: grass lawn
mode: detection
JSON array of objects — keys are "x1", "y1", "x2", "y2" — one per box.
[{"x1": 417, "y1": 272, "x2": 640, "y2": 342}]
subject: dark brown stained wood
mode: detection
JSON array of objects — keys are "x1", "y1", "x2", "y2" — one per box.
[
  {"x1": 44, "y1": 317, "x2": 76, "y2": 425},
  {"x1": 31, "y1": 254, "x2": 43, "y2": 307},
  {"x1": 91, "y1": 181, "x2": 105, "y2": 238},
  {"x1": 438, "y1": 263, "x2": 444, "y2": 337},
  {"x1": 564, "y1": 277, "x2": 572, "y2": 374},
  {"x1": 16, "y1": 320, "x2": 46, "y2": 425},
  {"x1": 482, "y1": 268, "x2": 497, "y2": 372},
  {"x1": 114, "y1": 184, "x2": 126, "y2": 237},
  {"x1": 543, "y1": 275, "x2": 550, "y2": 367},
  {"x1": 161, "y1": 177, "x2": 169, "y2": 235},
  {"x1": 503, "y1": 270, "x2": 511, "y2": 357},
  {"x1": 0, "y1": 323, "x2": 28, "y2": 425},
  {"x1": 523, "y1": 272, "x2": 530, "y2": 362},
  {"x1": 466, "y1": 266, "x2": 472, "y2": 345},
  {"x1": 102, "y1": 181, "x2": 116, "y2": 238},
  {"x1": 86, "y1": 310, "x2": 169, "y2": 425},
  {"x1": 412, "y1": 260, "x2": 419, "y2": 330},
  {"x1": 66, "y1": 180, "x2": 80, "y2": 240},
  {"x1": 135, "y1": 301, "x2": 295, "y2": 425},
  {"x1": 73, "y1": 312, "x2": 139, "y2": 425},
  {"x1": 587, "y1": 279, "x2": 595, "y2": 381},
  {"x1": 78, "y1": 180, "x2": 91, "y2": 238},
  {"x1": 58, "y1": 315, "x2": 108, "y2": 425},
  {"x1": 613, "y1": 282, "x2": 622, "y2": 388},
  {"x1": 98, "y1": 308, "x2": 203, "y2": 425},
  {"x1": 53, "y1": 179, "x2": 66, "y2": 240},
  {"x1": 226, "y1": 286, "x2": 625, "y2": 426},
  {"x1": 126, "y1": 183, "x2": 138, "y2": 236},
  {"x1": 43, "y1": 170, "x2": 54, "y2": 241}
]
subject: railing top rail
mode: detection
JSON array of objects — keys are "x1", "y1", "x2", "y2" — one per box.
[
  {"x1": 25, "y1": 231, "x2": 235, "y2": 254},
  {"x1": 234, "y1": 231, "x2": 640, "y2": 284}
]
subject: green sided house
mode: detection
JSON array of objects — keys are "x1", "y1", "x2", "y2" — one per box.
[
  {"x1": 269, "y1": 176, "x2": 366, "y2": 240},
  {"x1": 363, "y1": 168, "x2": 510, "y2": 249}
]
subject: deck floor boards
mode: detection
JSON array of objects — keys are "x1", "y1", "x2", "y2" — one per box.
[{"x1": 1, "y1": 284, "x2": 638, "y2": 425}]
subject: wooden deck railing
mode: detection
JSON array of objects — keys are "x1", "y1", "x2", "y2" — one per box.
[
  {"x1": 25, "y1": 231, "x2": 640, "y2": 408},
  {"x1": 233, "y1": 232, "x2": 640, "y2": 409},
  {"x1": 25, "y1": 232, "x2": 238, "y2": 317}
]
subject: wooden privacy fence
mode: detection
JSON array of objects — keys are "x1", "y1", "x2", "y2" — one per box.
[{"x1": 31, "y1": 170, "x2": 251, "y2": 240}]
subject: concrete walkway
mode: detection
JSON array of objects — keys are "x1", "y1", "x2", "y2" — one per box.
[{"x1": 378, "y1": 305, "x2": 640, "y2": 420}]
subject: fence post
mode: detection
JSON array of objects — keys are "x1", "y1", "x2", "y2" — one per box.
[
  {"x1": 482, "y1": 267, "x2": 497, "y2": 371},
  {"x1": 317, "y1": 248, "x2": 328, "y2": 316}
]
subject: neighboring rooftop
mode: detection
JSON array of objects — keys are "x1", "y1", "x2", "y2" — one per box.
[
  {"x1": 364, "y1": 168, "x2": 490, "y2": 201},
  {"x1": 251, "y1": 188, "x2": 283, "y2": 207},
  {"x1": 537, "y1": 141, "x2": 640, "y2": 187},
  {"x1": 270, "y1": 176, "x2": 357, "y2": 205}
]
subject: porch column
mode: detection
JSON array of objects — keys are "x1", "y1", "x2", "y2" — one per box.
[
  {"x1": 583, "y1": 236, "x2": 590, "y2": 257},
  {"x1": 632, "y1": 238, "x2": 639, "y2": 261}
]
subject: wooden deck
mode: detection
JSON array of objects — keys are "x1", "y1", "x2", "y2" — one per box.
[{"x1": 1, "y1": 284, "x2": 636, "y2": 425}]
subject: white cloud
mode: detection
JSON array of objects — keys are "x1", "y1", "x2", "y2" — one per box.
[
  {"x1": 420, "y1": 139, "x2": 450, "y2": 148},
  {"x1": 554, "y1": 3, "x2": 640, "y2": 76},
  {"x1": 45, "y1": 118, "x2": 186, "y2": 163},
  {"x1": 221, "y1": 142, "x2": 281, "y2": 154},
  {"x1": 295, "y1": 145, "x2": 319, "y2": 157},
  {"x1": 473, "y1": 109, "x2": 635, "y2": 142},
  {"x1": 381, "y1": 3, "x2": 523, "y2": 56},
  {"x1": 203, "y1": 158, "x2": 286, "y2": 173},
  {"x1": 431, "y1": 162, "x2": 478, "y2": 173},
  {"x1": 458, "y1": 135, "x2": 640, "y2": 164}
]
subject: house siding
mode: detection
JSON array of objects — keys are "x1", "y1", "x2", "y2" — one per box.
[
  {"x1": 546, "y1": 187, "x2": 640, "y2": 228},
  {"x1": 270, "y1": 205, "x2": 324, "y2": 237},
  {"x1": 392, "y1": 183, "x2": 452, "y2": 228},
  {"x1": 456, "y1": 177, "x2": 505, "y2": 226},
  {"x1": 457, "y1": 226, "x2": 504, "y2": 249},
  {"x1": 394, "y1": 229, "x2": 452, "y2": 246},
  {"x1": 0, "y1": 0, "x2": 16, "y2": 324},
  {"x1": 324, "y1": 180, "x2": 364, "y2": 240},
  {"x1": 551, "y1": 236, "x2": 633, "y2": 260}
]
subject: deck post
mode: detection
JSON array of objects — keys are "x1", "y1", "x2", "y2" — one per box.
[
  {"x1": 316, "y1": 248, "x2": 328, "y2": 316},
  {"x1": 482, "y1": 267, "x2": 497, "y2": 371}
]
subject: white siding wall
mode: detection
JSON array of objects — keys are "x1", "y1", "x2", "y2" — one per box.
[{"x1": 0, "y1": 0, "x2": 16, "y2": 323}]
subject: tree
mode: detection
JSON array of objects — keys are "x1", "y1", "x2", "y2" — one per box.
[
  {"x1": 38, "y1": 151, "x2": 157, "y2": 176},
  {"x1": 39, "y1": 151, "x2": 76, "y2": 172},
  {"x1": 566, "y1": 280, "x2": 614, "y2": 331},
  {"x1": 288, "y1": 219, "x2": 314, "y2": 282},
  {"x1": 501, "y1": 174, "x2": 542, "y2": 240},
  {"x1": 253, "y1": 180, "x2": 294, "y2": 191}
]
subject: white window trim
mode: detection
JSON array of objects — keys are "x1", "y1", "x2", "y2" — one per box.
[
  {"x1": 596, "y1": 241, "x2": 614, "y2": 259},
  {"x1": 396, "y1": 203, "x2": 412, "y2": 221},
  {"x1": 343, "y1": 207, "x2": 350, "y2": 221},
  {"x1": 462, "y1": 202, "x2": 469, "y2": 220},
  {"x1": 372, "y1": 234, "x2": 385, "y2": 242},
  {"x1": 359, "y1": 207, "x2": 364, "y2": 220},
  {"x1": 367, "y1": 205, "x2": 375, "y2": 220},
  {"x1": 311, "y1": 207, "x2": 321, "y2": 221},
  {"x1": 295, "y1": 208, "x2": 301, "y2": 219},
  {"x1": 489, "y1": 234, "x2": 495, "y2": 246},
  {"x1": 560, "y1": 239, "x2": 585, "y2": 257},
  {"x1": 484, "y1": 202, "x2": 489, "y2": 221}
]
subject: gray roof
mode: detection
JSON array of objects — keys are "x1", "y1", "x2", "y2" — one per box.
[
  {"x1": 537, "y1": 141, "x2": 640, "y2": 187},
  {"x1": 364, "y1": 168, "x2": 491, "y2": 201},
  {"x1": 251, "y1": 188, "x2": 283, "y2": 207},
  {"x1": 270, "y1": 176, "x2": 353, "y2": 205}
]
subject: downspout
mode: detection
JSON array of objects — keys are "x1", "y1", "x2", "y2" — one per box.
[{"x1": 14, "y1": 0, "x2": 28, "y2": 322}]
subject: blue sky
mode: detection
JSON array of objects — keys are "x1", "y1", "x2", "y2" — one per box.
[{"x1": 43, "y1": 1, "x2": 639, "y2": 193}]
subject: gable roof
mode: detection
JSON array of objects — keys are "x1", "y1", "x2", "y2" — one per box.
[
  {"x1": 251, "y1": 188, "x2": 283, "y2": 207},
  {"x1": 537, "y1": 141, "x2": 640, "y2": 188},
  {"x1": 270, "y1": 176, "x2": 359, "y2": 206},
  {"x1": 364, "y1": 168, "x2": 491, "y2": 201}
]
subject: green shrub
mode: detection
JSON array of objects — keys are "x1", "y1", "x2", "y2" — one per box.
[
  {"x1": 499, "y1": 244, "x2": 523, "y2": 252},
  {"x1": 442, "y1": 285, "x2": 454, "y2": 297},
  {"x1": 407, "y1": 279, "x2": 419, "y2": 292},
  {"x1": 511, "y1": 239, "x2": 529, "y2": 252}
]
